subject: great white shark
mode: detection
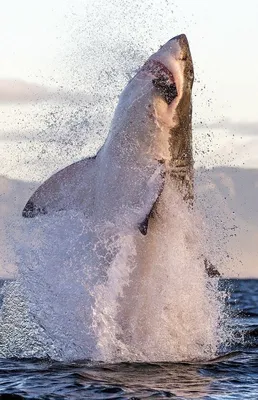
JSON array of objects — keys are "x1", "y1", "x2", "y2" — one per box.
[{"x1": 22, "y1": 34, "x2": 219, "y2": 277}]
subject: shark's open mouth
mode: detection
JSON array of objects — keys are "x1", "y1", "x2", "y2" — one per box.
[
  {"x1": 142, "y1": 60, "x2": 174, "y2": 82},
  {"x1": 142, "y1": 60, "x2": 177, "y2": 104}
]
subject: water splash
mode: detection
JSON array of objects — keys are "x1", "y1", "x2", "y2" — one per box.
[
  {"x1": 0, "y1": 184, "x2": 229, "y2": 362},
  {"x1": 93, "y1": 185, "x2": 228, "y2": 362}
]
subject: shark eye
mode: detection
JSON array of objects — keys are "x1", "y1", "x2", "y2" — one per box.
[{"x1": 152, "y1": 76, "x2": 178, "y2": 104}]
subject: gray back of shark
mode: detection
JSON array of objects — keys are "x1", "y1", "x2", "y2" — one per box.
[{"x1": 22, "y1": 34, "x2": 194, "y2": 236}]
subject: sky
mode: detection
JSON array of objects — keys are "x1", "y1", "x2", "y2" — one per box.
[{"x1": 1, "y1": 0, "x2": 258, "y2": 181}]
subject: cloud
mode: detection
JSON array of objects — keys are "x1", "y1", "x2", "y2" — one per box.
[
  {"x1": 0, "y1": 79, "x2": 93, "y2": 104},
  {"x1": 194, "y1": 119, "x2": 258, "y2": 136}
]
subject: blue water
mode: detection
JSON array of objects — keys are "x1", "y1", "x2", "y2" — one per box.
[{"x1": 0, "y1": 279, "x2": 257, "y2": 399}]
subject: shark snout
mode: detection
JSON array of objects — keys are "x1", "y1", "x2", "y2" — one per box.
[
  {"x1": 168, "y1": 34, "x2": 191, "y2": 61},
  {"x1": 151, "y1": 34, "x2": 191, "y2": 68}
]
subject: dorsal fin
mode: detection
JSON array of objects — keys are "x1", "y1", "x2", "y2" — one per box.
[{"x1": 22, "y1": 156, "x2": 97, "y2": 218}]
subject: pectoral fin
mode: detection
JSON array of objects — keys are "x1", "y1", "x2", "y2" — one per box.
[
  {"x1": 22, "y1": 156, "x2": 97, "y2": 218},
  {"x1": 138, "y1": 162, "x2": 165, "y2": 235},
  {"x1": 138, "y1": 211, "x2": 152, "y2": 235}
]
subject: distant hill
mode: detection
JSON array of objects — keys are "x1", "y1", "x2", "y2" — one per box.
[
  {"x1": 196, "y1": 167, "x2": 258, "y2": 225},
  {"x1": 0, "y1": 176, "x2": 37, "y2": 278},
  {"x1": 195, "y1": 167, "x2": 258, "y2": 277},
  {"x1": 0, "y1": 168, "x2": 257, "y2": 278}
]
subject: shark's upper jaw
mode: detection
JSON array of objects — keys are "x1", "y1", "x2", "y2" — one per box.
[
  {"x1": 138, "y1": 34, "x2": 193, "y2": 109},
  {"x1": 171, "y1": 34, "x2": 194, "y2": 90},
  {"x1": 150, "y1": 34, "x2": 193, "y2": 99}
]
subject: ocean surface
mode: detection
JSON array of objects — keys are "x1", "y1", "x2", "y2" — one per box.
[{"x1": 0, "y1": 278, "x2": 257, "y2": 399}]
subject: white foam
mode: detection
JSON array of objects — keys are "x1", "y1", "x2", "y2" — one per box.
[
  {"x1": 0, "y1": 187, "x2": 229, "y2": 361},
  {"x1": 92, "y1": 185, "x2": 228, "y2": 362}
]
